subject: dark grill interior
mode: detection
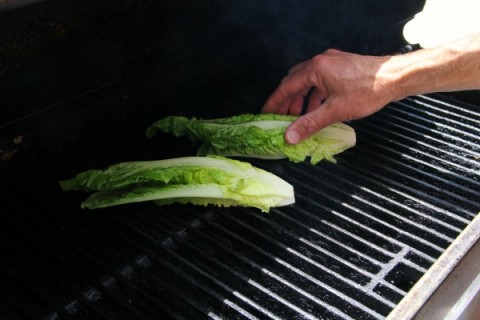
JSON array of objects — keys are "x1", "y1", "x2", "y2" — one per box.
[{"x1": 1, "y1": 1, "x2": 479, "y2": 319}]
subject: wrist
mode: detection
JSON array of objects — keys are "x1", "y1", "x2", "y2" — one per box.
[{"x1": 374, "y1": 55, "x2": 413, "y2": 103}]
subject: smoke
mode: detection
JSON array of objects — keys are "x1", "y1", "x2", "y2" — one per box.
[{"x1": 257, "y1": 0, "x2": 426, "y2": 65}]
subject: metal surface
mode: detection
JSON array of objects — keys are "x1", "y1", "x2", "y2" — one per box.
[
  {"x1": 388, "y1": 214, "x2": 480, "y2": 319},
  {"x1": 413, "y1": 236, "x2": 480, "y2": 320},
  {"x1": 0, "y1": 84, "x2": 479, "y2": 319}
]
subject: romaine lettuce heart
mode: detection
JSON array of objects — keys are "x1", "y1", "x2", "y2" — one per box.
[
  {"x1": 147, "y1": 114, "x2": 356, "y2": 164},
  {"x1": 60, "y1": 155, "x2": 294, "y2": 212}
]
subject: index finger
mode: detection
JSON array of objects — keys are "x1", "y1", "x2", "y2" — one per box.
[{"x1": 261, "y1": 66, "x2": 315, "y2": 113}]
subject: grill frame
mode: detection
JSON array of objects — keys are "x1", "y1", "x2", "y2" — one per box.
[{"x1": 387, "y1": 213, "x2": 480, "y2": 319}]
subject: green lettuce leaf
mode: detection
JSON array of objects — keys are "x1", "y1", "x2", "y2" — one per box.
[
  {"x1": 146, "y1": 114, "x2": 356, "y2": 164},
  {"x1": 60, "y1": 156, "x2": 294, "y2": 212}
]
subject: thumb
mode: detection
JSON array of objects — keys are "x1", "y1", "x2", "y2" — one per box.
[{"x1": 284, "y1": 101, "x2": 339, "y2": 144}]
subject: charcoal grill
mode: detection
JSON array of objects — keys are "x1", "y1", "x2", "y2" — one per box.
[{"x1": 1, "y1": 1, "x2": 479, "y2": 319}]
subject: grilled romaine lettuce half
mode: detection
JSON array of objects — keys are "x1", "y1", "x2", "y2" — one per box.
[
  {"x1": 146, "y1": 113, "x2": 355, "y2": 164},
  {"x1": 60, "y1": 156, "x2": 294, "y2": 212}
]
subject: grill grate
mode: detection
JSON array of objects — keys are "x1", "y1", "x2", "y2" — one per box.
[{"x1": 1, "y1": 53, "x2": 479, "y2": 319}]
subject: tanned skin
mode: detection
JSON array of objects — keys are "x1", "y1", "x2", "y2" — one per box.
[{"x1": 262, "y1": 33, "x2": 480, "y2": 144}]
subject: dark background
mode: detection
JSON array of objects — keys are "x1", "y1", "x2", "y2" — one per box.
[{"x1": 0, "y1": 0, "x2": 425, "y2": 143}]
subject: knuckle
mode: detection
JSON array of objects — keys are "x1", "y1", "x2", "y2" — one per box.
[
  {"x1": 300, "y1": 116, "x2": 320, "y2": 134},
  {"x1": 311, "y1": 54, "x2": 324, "y2": 66},
  {"x1": 324, "y1": 48, "x2": 340, "y2": 55}
]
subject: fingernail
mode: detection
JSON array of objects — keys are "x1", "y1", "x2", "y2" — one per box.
[{"x1": 286, "y1": 130, "x2": 300, "y2": 144}]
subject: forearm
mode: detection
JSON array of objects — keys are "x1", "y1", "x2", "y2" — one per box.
[
  {"x1": 386, "y1": 33, "x2": 480, "y2": 100},
  {"x1": 261, "y1": 33, "x2": 480, "y2": 144}
]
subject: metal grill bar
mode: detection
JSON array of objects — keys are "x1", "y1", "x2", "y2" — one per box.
[
  {"x1": 359, "y1": 120, "x2": 480, "y2": 173},
  {"x1": 341, "y1": 150, "x2": 477, "y2": 218},
  {"x1": 404, "y1": 96, "x2": 480, "y2": 130},
  {"x1": 283, "y1": 165, "x2": 447, "y2": 256},
  {"x1": 368, "y1": 111, "x2": 480, "y2": 158},
  {"x1": 344, "y1": 172, "x2": 465, "y2": 233},
  {"x1": 307, "y1": 164, "x2": 459, "y2": 241},
  {"x1": 355, "y1": 126, "x2": 480, "y2": 188},
  {"x1": 167, "y1": 209, "x2": 387, "y2": 319},
  {"x1": 1, "y1": 71, "x2": 479, "y2": 320},
  {"x1": 388, "y1": 102, "x2": 480, "y2": 150}
]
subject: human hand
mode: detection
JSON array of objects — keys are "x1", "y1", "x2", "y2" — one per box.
[{"x1": 261, "y1": 49, "x2": 400, "y2": 144}]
